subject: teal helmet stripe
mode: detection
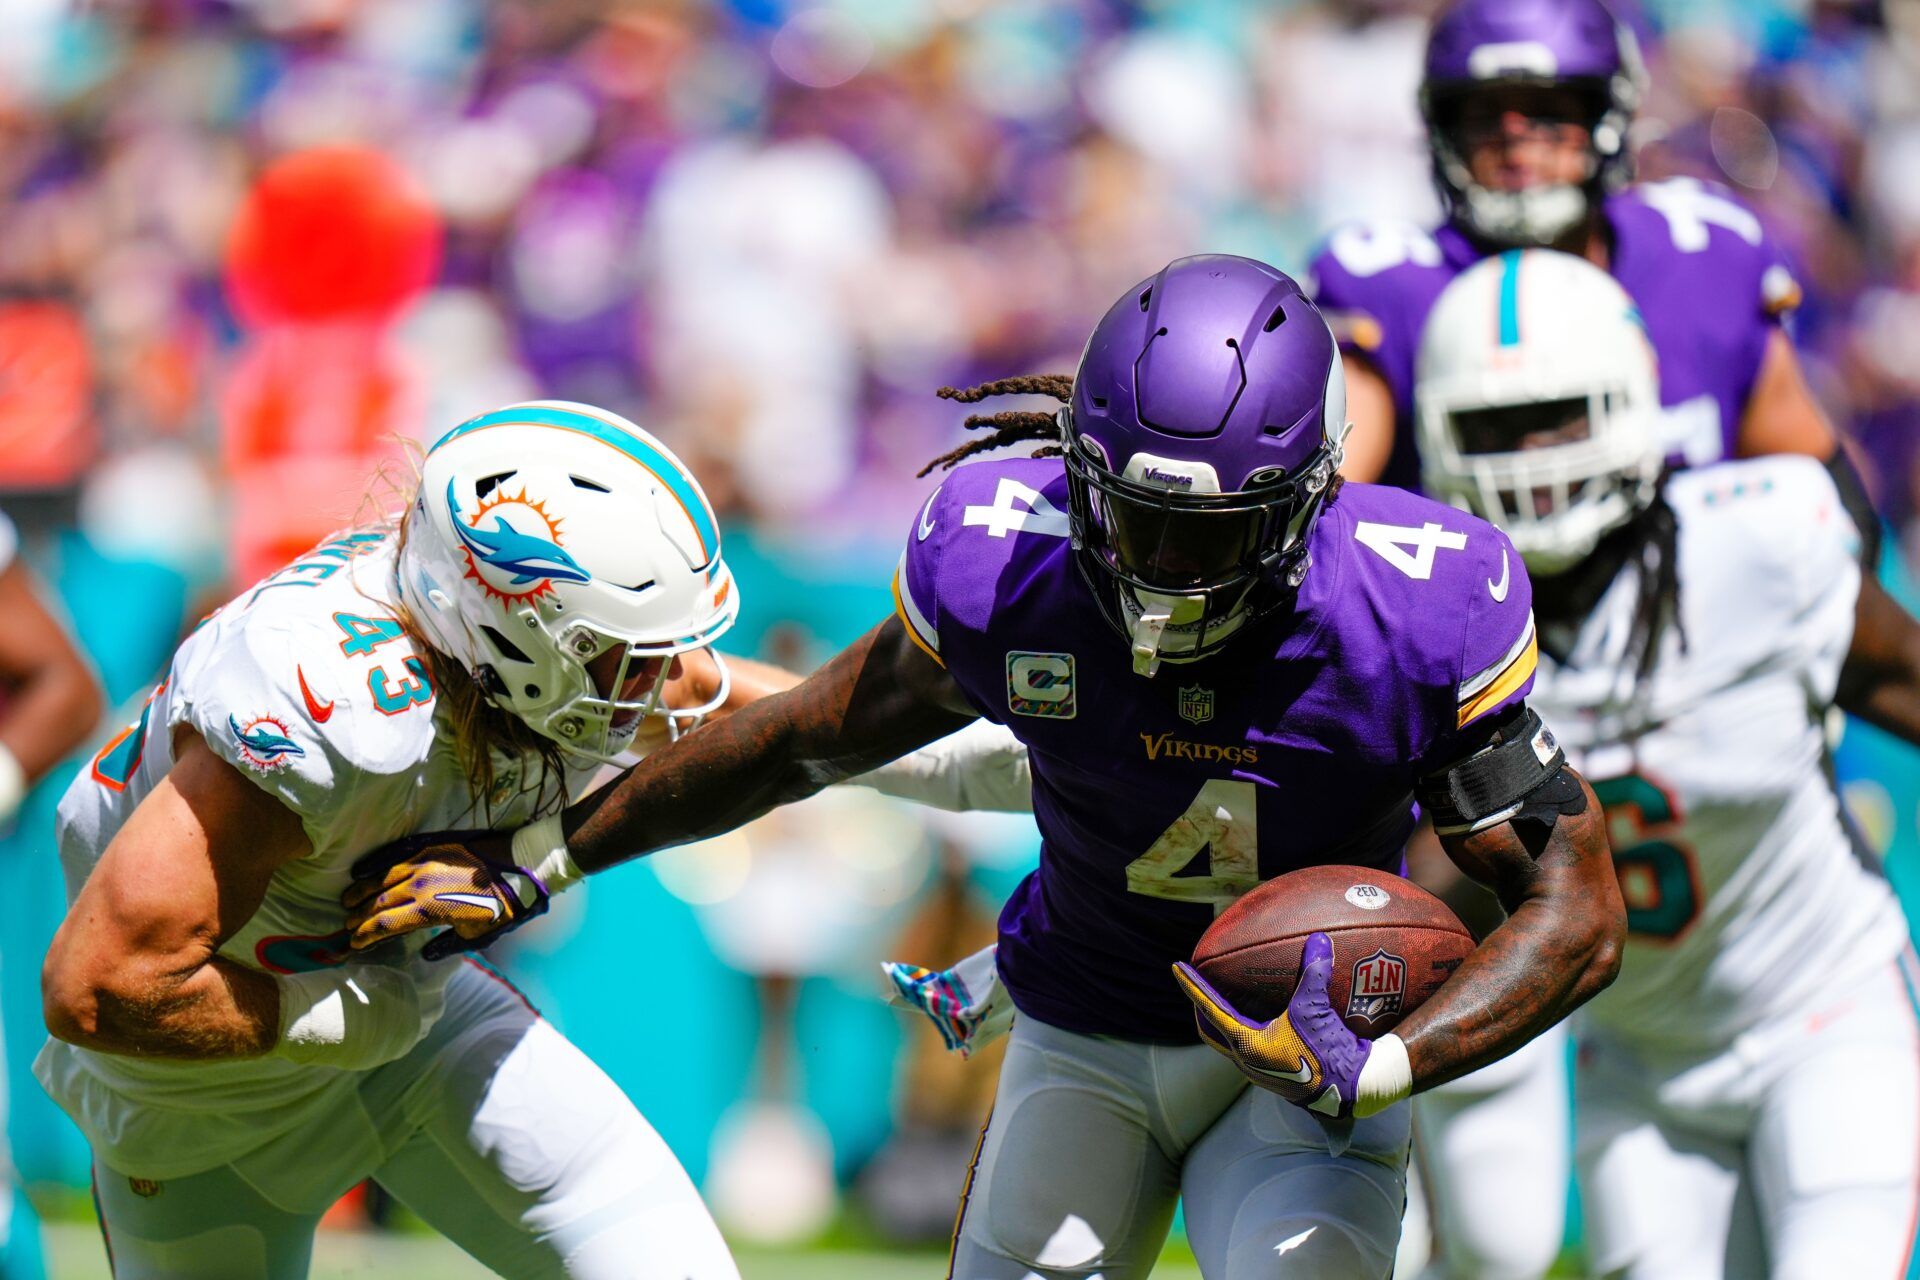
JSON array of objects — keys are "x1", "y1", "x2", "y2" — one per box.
[
  {"x1": 1497, "y1": 250, "x2": 1523, "y2": 347},
  {"x1": 432, "y1": 405, "x2": 719, "y2": 566}
]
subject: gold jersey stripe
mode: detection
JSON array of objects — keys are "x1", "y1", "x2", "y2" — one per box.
[{"x1": 1458, "y1": 631, "x2": 1538, "y2": 728}]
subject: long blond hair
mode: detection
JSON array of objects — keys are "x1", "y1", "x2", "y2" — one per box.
[{"x1": 359, "y1": 458, "x2": 571, "y2": 824}]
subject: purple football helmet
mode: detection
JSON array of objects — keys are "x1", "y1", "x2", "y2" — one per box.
[
  {"x1": 1063, "y1": 255, "x2": 1345, "y2": 677},
  {"x1": 1420, "y1": 0, "x2": 1644, "y2": 246}
]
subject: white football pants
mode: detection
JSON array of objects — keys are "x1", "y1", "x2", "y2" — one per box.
[
  {"x1": 86, "y1": 961, "x2": 738, "y2": 1280},
  {"x1": 946, "y1": 1015, "x2": 1410, "y2": 1280},
  {"x1": 1577, "y1": 953, "x2": 1920, "y2": 1280},
  {"x1": 1411, "y1": 1022, "x2": 1570, "y2": 1280}
]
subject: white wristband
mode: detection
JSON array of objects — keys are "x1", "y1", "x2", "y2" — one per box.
[
  {"x1": 273, "y1": 965, "x2": 436, "y2": 1071},
  {"x1": 0, "y1": 743, "x2": 24, "y2": 829},
  {"x1": 1354, "y1": 1033, "x2": 1412, "y2": 1118},
  {"x1": 512, "y1": 814, "x2": 582, "y2": 894}
]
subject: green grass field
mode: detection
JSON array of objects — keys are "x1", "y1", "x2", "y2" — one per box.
[{"x1": 42, "y1": 1223, "x2": 1208, "y2": 1279}]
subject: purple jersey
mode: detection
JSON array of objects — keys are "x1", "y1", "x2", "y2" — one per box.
[
  {"x1": 1308, "y1": 178, "x2": 1802, "y2": 492},
  {"x1": 895, "y1": 457, "x2": 1539, "y2": 1042}
]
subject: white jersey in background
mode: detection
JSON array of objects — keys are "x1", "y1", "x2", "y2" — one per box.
[
  {"x1": 1417, "y1": 454, "x2": 1920, "y2": 1280},
  {"x1": 37, "y1": 530, "x2": 592, "y2": 1178},
  {"x1": 1530, "y1": 454, "x2": 1906, "y2": 1048}
]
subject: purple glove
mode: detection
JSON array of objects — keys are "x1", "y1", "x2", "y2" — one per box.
[
  {"x1": 1172, "y1": 931, "x2": 1372, "y2": 1119},
  {"x1": 344, "y1": 830, "x2": 550, "y2": 961}
]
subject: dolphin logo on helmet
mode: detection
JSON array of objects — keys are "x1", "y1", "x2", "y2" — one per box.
[
  {"x1": 396, "y1": 400, "x2": 739, "y2": 764},
  {"x1": 446, "y1": 480, "x2": 591, "y2": 589}
]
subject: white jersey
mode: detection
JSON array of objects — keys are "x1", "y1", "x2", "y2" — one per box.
[
  {"x1": 37, "y1": 530, "x2": 590, "y2": 1178},
  {"x1": 1530, "y1": 455, "x2": 1906, "y2": 1050}
]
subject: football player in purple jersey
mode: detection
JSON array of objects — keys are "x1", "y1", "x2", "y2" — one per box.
[
  {"x1": 344, "y1": 256, "x2": 1624, "y2": 1278},
  {"x1": 1310, "y1": 0, "x2": 1876, "y2": 564}
]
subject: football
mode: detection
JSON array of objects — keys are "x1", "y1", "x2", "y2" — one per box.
[{"x1": 1190, "y1": 865, "x2": 1476, "y2": 1036}]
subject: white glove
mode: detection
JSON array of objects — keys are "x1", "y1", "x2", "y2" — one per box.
[
  {"x1": 849, "y1": 721, "x2": 1032, "y2": 814},
  {"x1": 273, "y1": 962, "x2": 447, "y2": 1071}
]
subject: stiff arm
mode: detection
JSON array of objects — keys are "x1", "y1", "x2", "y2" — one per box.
[{"x1": 563, "y1": 616, "x2": 979, "y2": 871}]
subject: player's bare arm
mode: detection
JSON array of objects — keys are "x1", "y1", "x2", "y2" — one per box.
[
  {"x1": 42, "y1": 728, "x2": 306, "y2": 1058},
  {"x1": 0, "y1": 558, "x2": 104, "y2": 784},
  {"x1": 565, "y1": 618, "x2": 971, "y2": 863},
  {"x1": 1834, "y1": 575, "x2": 1920, "y2": 742},
  {"x1": 1398, "y1": 761, "x2": 1621, "y2": 1088},
  {"x1": 1335, "y1": 354, "x2": 1396, "y2": 484},
  {"x1": 1736, "y1": 329, "x2": 1835, "y2": 461},
  {"x1": 344, "y1": 616, "x2": 976, "y2": 952},
  {"x1": 1735, "y1": 329, "x2": 1886, "y2": 565}
]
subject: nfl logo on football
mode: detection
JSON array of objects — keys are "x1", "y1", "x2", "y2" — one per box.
[
  {"x1": 1176, "y1": 684, "x2": 1214, "y2": 725},
  {"x1": 1346, "y1": 948, "x2": 1407, "y2": 1025}
]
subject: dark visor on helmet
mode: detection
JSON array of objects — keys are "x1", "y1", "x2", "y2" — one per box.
[{"x1": 1063, "y1": 444, "x2": 1333, "y2": 594}]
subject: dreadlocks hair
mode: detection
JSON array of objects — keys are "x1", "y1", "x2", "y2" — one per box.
[
  {"x1": 918, "y1": 374, "x2": 1075, "y2": 478},
  {"x1": 1626, "y1": 466, "x2": 1688, "y2": 691}
]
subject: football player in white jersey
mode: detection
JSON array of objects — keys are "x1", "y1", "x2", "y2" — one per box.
[
  {"x1": 36, "y1": 402, "x2": 757, "y2": 1279},
  {"x1": 1411, "y1": 250, "x2": 1920, "y2": 1279}
]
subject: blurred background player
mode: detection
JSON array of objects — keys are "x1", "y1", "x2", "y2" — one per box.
[
  {"x1": 1309, "y1": 0, "x2": 1875, "y2": 556},
  {"x1": 36, "y1": 402, "x2": 748, "y2": 1279},
  {"x1": 0, "y1": 505, "x2": 103, "y2": 1279},
  {"x1": 1417, "y1": 249, "x2": 1920, "y2": 1278},
  {"x1": 1305, "y1": 1, "x2": 1907, "y2": 1270},
  {"x1": 344, "y1": 256, "x2": 1625, "y2": 1280}
]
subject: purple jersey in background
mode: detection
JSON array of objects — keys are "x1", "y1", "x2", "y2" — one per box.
[
  {"x1": 895, "y1": 456, "x2": 1539, "y2": 1042},
  {"x1": 1309, "y1": 178, "x2": 1801, "y2": 493}
]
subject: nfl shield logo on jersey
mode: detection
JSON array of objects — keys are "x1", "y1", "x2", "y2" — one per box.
[
  {"x1": 1176, "y1": 685, "x2": 1214, "y2": 725},
  {"x1": 1347, "y1": 948, "x2": 1407, "y2": 1026}
]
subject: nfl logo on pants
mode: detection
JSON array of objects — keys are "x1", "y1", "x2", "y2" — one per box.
[{"x1": 1177, "y1": 685, "x2": 1214, "y2": 724}]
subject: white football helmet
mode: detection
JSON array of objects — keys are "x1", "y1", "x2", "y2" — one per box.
[
  {"x1": 397, "y1": 400, "x2": 738, "y2": 761},
  {"x1": 1416, "y1": 249, "x2": 1662, "y2": 574}
]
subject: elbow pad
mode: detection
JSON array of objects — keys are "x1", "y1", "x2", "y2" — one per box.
[{"x1": 1417, "y1": 706, "x2": 1580, "y2": 836}]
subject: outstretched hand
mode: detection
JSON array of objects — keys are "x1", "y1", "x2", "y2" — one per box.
[
  {"x1": 1172, "y1": 932, "x2": 1373, "y2": 1120},
  {"x1": 344, "y1": 830, "x2": 548, "y2": 961}
]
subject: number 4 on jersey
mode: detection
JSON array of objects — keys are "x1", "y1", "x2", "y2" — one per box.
[
  {"x1": 1353, "y1": 520, "x2": 1468, "y2": 580},
  {"x1": 333, "y1": 612, "x2": 406, "y2": 657},
  {"x1": 1126, "y1": 779, "x2": 1260, "y2": 915},
  {"x1": 963, "y1": 478, "x2": 1071, "y2": 540}
]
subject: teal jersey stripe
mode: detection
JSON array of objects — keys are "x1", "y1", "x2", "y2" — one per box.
[
  {"x1": 1498, "y1": 250, "x2": 1523, "y2": 347},
  {"x1": 434, "y1": 406, "x2": 718, "y2": 565}
]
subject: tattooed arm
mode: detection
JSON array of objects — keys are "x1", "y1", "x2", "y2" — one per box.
[
  {"x1": 345, "y1": 617, "x2": 980, "y2": 951},
  {"x1": 1394, "y1": 766, "x2": 1623, "y2": 1089},
  {"x1": 562, "y1": 616, "x2": 977, "y2": 871}
]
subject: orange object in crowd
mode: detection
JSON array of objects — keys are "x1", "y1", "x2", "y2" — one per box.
[
  {"x1": 225, "y1": 145, "x2": 442, "y2": 326},
  {"x1": 0, "y1": 299, "x2": 97, "y2": 490}
]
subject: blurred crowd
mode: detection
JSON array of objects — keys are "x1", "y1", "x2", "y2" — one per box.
[
  {"x1": 6, "y1": 0, "x2": 1920, "y2": 1252},
  {"x1": 5, "y1": 0, "x2": 1920, "y2": 563}
]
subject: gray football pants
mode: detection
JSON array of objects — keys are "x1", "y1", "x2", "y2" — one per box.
[{"x1": 947, "y1": 1015, "x2": 1411, "y2": 1280}]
